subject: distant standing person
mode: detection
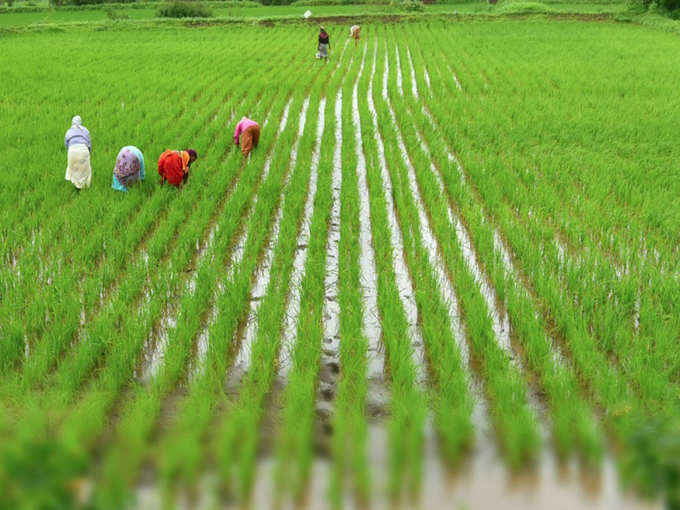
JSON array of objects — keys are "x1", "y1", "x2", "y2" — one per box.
[
  {"x1": 350, "y1": 25, "x2": 361, "y2": 47},
  {"x1": 158, "y1": 149, "x2": 197, "y2": 189},
  {"x1": 234, "y1": 117, "x2": 260, "y2": 158},
  {"x1": 112, "y1": 146, "x2": 145, "y2": 192},
  {"x1": 64, "y1": 115, "x2": 92, "y2": 190},
  {"x1": 317, "y1": 26, "x2": 330, "y2": 61}
]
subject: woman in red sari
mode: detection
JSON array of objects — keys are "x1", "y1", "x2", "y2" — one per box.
[{"x1": 158, "y1": 149, "x2": 197, "y2": 189}]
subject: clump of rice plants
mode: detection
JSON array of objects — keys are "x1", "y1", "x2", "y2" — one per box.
[{"x1": 157, "y1": 1, "x2": 212, "y2": 18}]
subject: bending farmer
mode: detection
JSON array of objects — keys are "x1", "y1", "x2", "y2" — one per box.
[
  {"x1": 64, "y1": 115, "x2": 92, "y2": 190},
  {"x1": 158, "y1": 149, "x2": 197, "y2": 189},
  {"x1": 112, "y1": 146, "x2": 145, "y2": 192},
  {"x1": 234, "y1": 117, "x2": 260, "y2": 158}
]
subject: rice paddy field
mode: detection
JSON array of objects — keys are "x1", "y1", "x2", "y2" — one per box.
[{"x1": 1, "y1": 15, "x2": 680, "y2": 510}]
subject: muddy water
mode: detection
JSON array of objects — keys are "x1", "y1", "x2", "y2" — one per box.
[
  {"x1": 417, "y1": 416, "x2": 659, "y2": 510},
  {"x1": 449, "y1": 65, "x2": 463, "y2": 91},
  {"x1": 278, "y1": 97, "x2": 326, "y2": 380},
  {"x1": 322, "y1": 88, "x2": 343, "y2": 360},
  {"x1": 406, "y1": 48, "x2": 419, "y2": 99},
  {"x1": 394, "y1": 69, "x2": 512, "y2": 356},
  {"x1": 229, "y1": 96, "x2": 310, "y2": 383},
  {"x1": 135, "y1": 104, "x2": 265, "y2": 383},
  {"x1": 129, "y1": 407, "x2": 660, "y2": 510},
  {"x1": 394, "y1": 44, "x2": 403, "y2": 97},
  {"x1": 366, "y1": 41, "x2": 426, "y2": 383},
  {"x1": 137, "y1": 312, "x2": 177, "y2": 384},
  {"x1": 316, "y1": 79, "x2": 348, "y2": 434},
  {"x1": 381, "y1": 49, "x2": 470, "y2": 370},
  {"x1": 352, "y1": 44, "x2": 384, "y2": 383}
]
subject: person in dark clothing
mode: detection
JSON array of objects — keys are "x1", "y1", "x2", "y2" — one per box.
[{"x1": 317, "y1": 26, "x2": 330, "y2": 60}]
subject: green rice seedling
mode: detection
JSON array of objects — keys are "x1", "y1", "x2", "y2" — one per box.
[
  {"x1": 355, "y1": 40, "x2": 427, "y2": 498},
  {"x1": 381, "y1": 30, "x2": 541, "y2": 468},
  {"x1": 215, "y1": 89, "x2": 323, "y2": 501},
  {"x1": 396, "y1": 23, "x2": 604, "y2": 465},
  {"x1": 151, "y1": 51, "x2": 328, "y2": 497},
  {"x1": 274, "y1": 44, "x2": 353, "y2": 505},
  {"x1": 0, "y1": 26, "x2": 302, "y2": 462},
  {"x1": 330, "y1": 44, "x2": 372, "y2": 508},
  {"x1": 0, "y1": 53, "x2": 243, "y2": 377},
  {"x1": 365, "y1": 37, "x2": 475, "y2": 466},
  {"x1": 83, "y1": 53, "x2": 320, "y2": 508}
]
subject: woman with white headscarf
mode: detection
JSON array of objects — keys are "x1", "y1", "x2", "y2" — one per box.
[{"x1": 64, "y1": 115, "x2": 92, "y2": 189}]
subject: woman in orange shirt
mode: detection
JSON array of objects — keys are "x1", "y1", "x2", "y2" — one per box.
[{"x1": 158, "y1": 149, "x2": 197, "y2": 189}]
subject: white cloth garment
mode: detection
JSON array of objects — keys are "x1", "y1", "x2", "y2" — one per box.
[{"x1": 65, "y1": 143, "x2": 92, "y2": 189}]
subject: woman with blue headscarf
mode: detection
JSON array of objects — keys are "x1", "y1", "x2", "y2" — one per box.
[
  {"x1": 64, "y1": 115, "x2": 92, "y2": 189},
  {"x1": 112, "y1": 146, "x2": 145, "y2": 192}
]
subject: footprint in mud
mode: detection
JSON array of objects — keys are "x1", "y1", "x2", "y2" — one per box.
[{"x1": 319, "y1": 381, "x2": 334, "y2": 401}]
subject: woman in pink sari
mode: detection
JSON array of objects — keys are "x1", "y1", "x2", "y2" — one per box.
[{"x1": 234, "y1": 117, "x2": 260, "y2": 158}]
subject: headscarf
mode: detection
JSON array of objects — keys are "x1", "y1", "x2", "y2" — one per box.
[
  {"x1": 186, "y1": 149, "x2": 197, "y2": 162},
  {"x1": 71, "y1": 115, "x2": 84, "y2": 130},
  {"x1": 320, "y1": 26, "x2": 326, "y2": 34},
  {"x1": 114, "y1": 148, "x2": 141, "y2": 187}
]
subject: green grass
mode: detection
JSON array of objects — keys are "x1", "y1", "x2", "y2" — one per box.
[{"x1": 0, "y1": 2, "x2": 628, "y2": 27}]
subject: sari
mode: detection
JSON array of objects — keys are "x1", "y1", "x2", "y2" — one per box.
[
  {"x1": 158, "y1": 150, "x2": 190, "y2": 188},
  {"x1": 65, "y1": 144, "x2": 92, "y2": 189},
  {"x1": 112, "y1": 146, "x2": 145, "y2": 192}
]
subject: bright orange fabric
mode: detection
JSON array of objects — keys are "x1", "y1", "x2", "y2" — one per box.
[{"x1": 158, "y1": 150, "x2": 189, "y2": 187}]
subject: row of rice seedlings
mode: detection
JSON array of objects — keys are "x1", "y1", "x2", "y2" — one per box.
[
  {"x1": 16, "y1": 86, "x2": 247, "y2": 391},
  {"x1": 412, "y1": 31, "x2": 642, "y2": 447},
  {"x1": 0, "y1": 41, "x2": 181, "y2": 260},
  {"x1": 153, "y1": 100, "x2": 312, "y2": 503},
  {"x1": 0, "y1": 46, "x2": 208, "y2": 319},
  {"x1": 0, "y1": 70, "x2": 214, "y2": 375},
  {"x1": 274, "y1": 51, "x2": 352, "y2": 507},
  {"x1": 354, "y1": 40, "x2": 427, "y2": 498},
  {"x1": 1, "y1": 27, "x2": 297, "y2": 355},
  {"x1": 273, "y1": 98, "x2": 331, "y2": 500},
  {"x1": 365, "y1": 38, "x2": 475, "y2": 466},
  {"x1": 330, "y1": 44, "x2": 372, "y2": 507},
  {"x1": 424, "y1": 31, "x2": 680, "y2": 417},
  {"x1": 66, "y1": 53, "x2": 319, "y2": 507},
  {"x1": 0, "y1": 82, "x2": 256, "y2": 496},
  {"x1": 153, "y1": 53, "x2": 340, "y2": 504},
  {"x1": 0, "y1": 72, "x2": 239, "y2": 440},
  {"x1": 380, "y1": 33, "x2": 541, "y2": 468},
  {"x1": 88, "y1": 106, "x2": 286, "y2": 510},
  {"x1": 397, "y1": 25, "x2": 604, "y2": 464},
  {"x1": 215, "y1": 85, "x2": 325, "y2": 500},
  {"x1": 367, "y1": 42, "x2": 427, "y2": 385},
  {"x1": 1, "y1": 30, "x2": 254, "y2": 252}
]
